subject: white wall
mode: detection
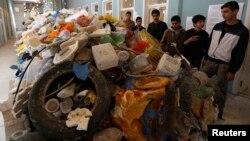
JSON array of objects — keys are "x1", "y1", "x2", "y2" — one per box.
[{"x1": 233, "y1": 0, "x2": 250, "y2": 95}]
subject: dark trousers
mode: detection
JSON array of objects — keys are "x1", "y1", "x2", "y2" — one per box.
[
  {"x1": 200, "y1": 60, "x2": 230, "y2": 117},
  {"x1": 189, "y1": 58, "x2": 202, "y2": 70}
]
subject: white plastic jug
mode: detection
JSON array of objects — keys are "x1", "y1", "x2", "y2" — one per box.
[
  {"x1": 156, "y1": 53, "x2": 181, "y2": 75},
  {"x1": 92, "y1": 43, "x2": 119, "y2": 70}
]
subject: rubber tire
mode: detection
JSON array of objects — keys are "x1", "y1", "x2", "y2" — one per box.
[{"x1": 28, "y1": 61, "x2": 111, "y2": 141}]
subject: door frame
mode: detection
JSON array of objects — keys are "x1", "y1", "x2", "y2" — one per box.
[
  {"x1": 143, "y1": 1, "x2": 169, "y2": 28},
  {"x1": 0, "y1": 8, "x2": 7, "y2": 41},
  {"x1": 118, "y1": 0, "x2": 136, "y2": 20},
  {"x1": 102, "y1": 0, "x2": 113, "y2": 15},
  {"x1": 91, "y1": 2, "x2": 99, "y2": 15}
]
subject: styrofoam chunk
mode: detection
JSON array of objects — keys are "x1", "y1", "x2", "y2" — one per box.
[
  {"x1": 77, "y1": 108, "x2": 92, "y2": 117},
  {"x1": 66, "y1": 116, "x2": 80, "y2": 128},
  {"x1": 76, "y1": 117, "x2": 90, "y2": 131}
]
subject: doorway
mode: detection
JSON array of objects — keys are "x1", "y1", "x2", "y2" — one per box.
[
  {"x1": 144, "y1": 0, "x2": 169, "y2": 28},
  {"x1": 0, "y1": 8, "x2": 7, "y2": 46}
]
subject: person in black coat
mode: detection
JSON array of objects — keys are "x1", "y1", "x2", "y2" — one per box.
[
  {"x1": 184, "y1": 15, "x2": 209, "y2": 69},
  {"x1": 147, "y1": 9, "x2": 168, "y2": 42}
]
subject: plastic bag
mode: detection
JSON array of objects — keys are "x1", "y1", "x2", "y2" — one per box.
[
  {"x1": 99, "y1": 14, "x2": 119, "y2": 24},
  {"x1": 100, "y1": 35, "x2": 116, "y2": 45},
  {"x1": 113, "y1": 33, "x2": 125, "y2": 46},
  {"x1": 76, "y1": 15, "x2": 90, "y2": 27},
  {"x1": 144, "y1": 46, "x2": 164, "y2": 67},
  {"x1": 60, "y1": 22, "x2": 74, "y2": 33},
  {"x1": 132, "y1": 41, "x2": 150, "y2": 53},
  {"x1": 58, "y1": 30, "x2": 71, "y2": 39},
  {"x1": 100, "y1": 34, "x2": 125, "y2": 46},
  {"x1": 137, "y1": 30, "x2": 163, "y2": 66},
  {"x1": 138, "y1": 30, "x2": 160, "y2": 49},
  {"x1": 195, "y1": 86, "x2": 214, "y2": 99}
]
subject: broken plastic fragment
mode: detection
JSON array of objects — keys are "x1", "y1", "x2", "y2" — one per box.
[
  {"x1": 78, "y1": 90, "x2": 89, "y2": 96},
  {"x1": 73, "y1": 62, "x2": 90, "y2": 81},
  {"x1": 57, "y1": 83, "x2": 76, "y2": 98}
]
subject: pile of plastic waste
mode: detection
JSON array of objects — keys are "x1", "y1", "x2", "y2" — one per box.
[{"x1": 0, "y1": 6, "x2": 221, "y2": 141}]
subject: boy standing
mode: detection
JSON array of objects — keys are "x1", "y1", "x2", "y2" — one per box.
[
  {"x1": 147, "y1": 9, "x2": 168, "y2": 42},
  {"x1": 132, "y1": 17, "x2": 145, "y2": 31},
  {"x1": 160, "y1": 15, "x2": 186, "y2": 56},
  {"x1": 124, "y1": 11, "x2": 135, "y2": 30},
  {"x1": 201, "y1": 1, "x2": 249, "y2": 119},
  {"x1": 183, "y1": 15, "x2": 209, "y2": 69}
]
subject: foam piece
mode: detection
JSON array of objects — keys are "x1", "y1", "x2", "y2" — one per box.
[
  {"x1": 76, "y1": 117, "x2": 90, "y2": 131},
  {"x1": 66, "y1": 116, "x2": 80, "y2": 128},
  {"x1": 66, "y1": 108, "x2": 92, "y2": 131}
]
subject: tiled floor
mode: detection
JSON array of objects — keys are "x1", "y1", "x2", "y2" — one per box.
[
  {"x1": 0, "y1": 40, "x2": 250, "y2": 140},
  {"x1": 0, "y1": 40, "x2": 16, "y2": 102},
  {"x1": 0, "y1": 40, "x2": 17, "y2": 141},
  {"x1": 220, "y1": 93, "x2": 250, "y2": 124}
]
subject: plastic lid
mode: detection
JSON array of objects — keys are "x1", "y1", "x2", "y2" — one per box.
[
  {"x1": 118, "y1": 51, "x2": 130, "y2": 61},
  {"x1": 11, "y1": 130, "x2": 26, "y2": 140}
]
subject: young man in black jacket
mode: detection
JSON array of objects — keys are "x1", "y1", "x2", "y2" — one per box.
[
  {"x1": 184, "y1": 15, "x2": 209, "y2": 69},
  {"x1": 201, "y1": 1, "x2": 249, "y2": 119},
  {"x1": 147, "y1": 9, "x2": 168, "y2": 42}
]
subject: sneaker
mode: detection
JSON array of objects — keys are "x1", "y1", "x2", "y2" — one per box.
[
  {"x1": 218, "y1": 116, "x2": 225, "y2": 120},
  {"x1": 218, "y1": 110, "x2": 224, "y2": 120}
]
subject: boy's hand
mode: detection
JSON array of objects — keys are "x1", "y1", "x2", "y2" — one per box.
[
  {"x1": 189, "y1": 36, "x2": 199, "y2": 42},
  {"x1": 202, "y1": 59, "x2": 208, "y2": 66},
  {"x1": 184, "y1": 36, "x2": 199, "y2": 45},
  {"x1": 226, "y1": 72, "x2": 235, "y2": 81}
]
